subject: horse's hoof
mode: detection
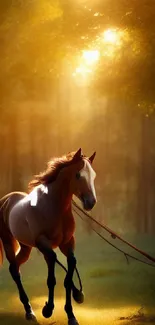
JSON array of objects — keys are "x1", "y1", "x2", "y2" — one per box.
[
  {"x1": 25, "y1": 312, "x2": 37, "y2": 322},
  {"x1": 72, "y1": 286, "x2": 84, "y2": 304},
  {"x1": 68, "y1": 317, "x2": 79, "y2": 325},
  {"x1": 42, "y1": 302, "x2": 54, "y2": 318}
]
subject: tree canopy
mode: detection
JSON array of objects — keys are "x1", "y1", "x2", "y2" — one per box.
[{"x1": 0, "y1": 0, "x2": 155, "y2": 107}]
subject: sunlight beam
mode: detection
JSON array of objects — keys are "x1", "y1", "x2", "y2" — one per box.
[
  {"x1": 82, "y1": 50, "x2": 100, "y2": 65},
  {"x1": 103, "y1": 29, "x2": 121, "y2": 45}
]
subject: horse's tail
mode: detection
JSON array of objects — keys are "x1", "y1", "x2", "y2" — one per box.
[
  {"x1": 0, "y1": 194, "x2": 21, "y2": 266},
  {"x1": 0, "y1": 194, "x2": 18, "y2": 267},
  {"x1": 0, "y1": 195, "x2": 10, "y2": 267},
  {"x1": 0, "y1": 239, "x2": 3, "y2": 266},
  {"x1": 0, "y1": 196, "x2": 7, "y2": 266}
]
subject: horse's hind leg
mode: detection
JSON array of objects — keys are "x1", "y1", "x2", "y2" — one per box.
[{"x1": 3, "y1": 240, "x2": 36, "y2": 321}]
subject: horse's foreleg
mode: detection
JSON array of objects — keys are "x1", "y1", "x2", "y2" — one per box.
[
  {"x1": 64, "y1": 251, "x2": 79, "y2": 325},
  {"x1": 60, "y1": 238, "x2": 79, "y2": 325},
  {"x1": 42, "y1": 252, "x2": 56, "y2": 318},
  {"x1": 4, "y1": 241, "x2": 36, "y2": 321},
  {"x1": 36, "y1": 235, "x2": 56, "y2": 318}
]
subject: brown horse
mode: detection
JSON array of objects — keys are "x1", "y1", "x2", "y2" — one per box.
[{"x1": 0, "y1": 148, "x2": 97, "y2": 325}]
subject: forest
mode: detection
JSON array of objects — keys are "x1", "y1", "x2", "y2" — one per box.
[
  {"x1": 1, "y1": 2, "x2": 155, "y2": 325},
  {"x1": 0, "y1": 0, "x2": 155, "y2": 235}
]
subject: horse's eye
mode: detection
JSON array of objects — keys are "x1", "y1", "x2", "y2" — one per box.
[{"x1": 76, "y1": 172, "x2": 81, "y2": 180}]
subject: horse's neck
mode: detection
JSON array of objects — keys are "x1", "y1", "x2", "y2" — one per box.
[{"x1": 47, "y1": 179, "x2": 72, "y2": 213}]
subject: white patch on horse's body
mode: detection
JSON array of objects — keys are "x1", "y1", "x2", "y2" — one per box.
[
  {"x1": 8, "y1": 185, "x2": 50, "y2": 247},
  {"x1": 30, "y1": 189, "x2": 38, "y2": 206},
  {"x1": 30, "y1": 185, "x2": 48, "y2": 206},
  {"x1": 22, "y1": 185, "x2": 48, "y2": 207}
]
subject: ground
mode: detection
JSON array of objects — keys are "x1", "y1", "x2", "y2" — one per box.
[{"x1": 0, "y1": 228, "x2": 155, "y2": 325}]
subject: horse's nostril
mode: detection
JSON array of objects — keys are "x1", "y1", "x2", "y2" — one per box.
[
  {"x1": 80, "y1": 194, "x2": 96, "y2": 211},
  {"x1": 84, "y1": 199, "x2": 95, "y2": 211}
]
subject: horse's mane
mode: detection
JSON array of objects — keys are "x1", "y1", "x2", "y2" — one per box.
[{"x1": 28, "y1": 151, "x2": 86, "y2": 191}]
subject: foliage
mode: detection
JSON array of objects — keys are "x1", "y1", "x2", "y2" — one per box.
[
  {"x1": 0, "y1": 0, "x2": 155, "y2": 233},
  {"x1": 0, "y1": 0, "x2": 155, "y2": 104}
]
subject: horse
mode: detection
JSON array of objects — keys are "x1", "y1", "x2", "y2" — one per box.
[{"x1": 0, "y1": 148, "x2": 97, "y2": 325}]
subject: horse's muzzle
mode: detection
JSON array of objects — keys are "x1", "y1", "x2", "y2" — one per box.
[{"x1": 82, "y1": 196, "x2": 96, "y2": 211}]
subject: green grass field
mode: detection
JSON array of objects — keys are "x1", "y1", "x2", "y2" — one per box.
[{"x1": 0, "y1": 228, "x2": 155, "y2": 325}]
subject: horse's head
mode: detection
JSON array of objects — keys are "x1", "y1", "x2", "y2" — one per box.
[{"x1": 70, "y1": 148, "x2": 97, "y2": 211}]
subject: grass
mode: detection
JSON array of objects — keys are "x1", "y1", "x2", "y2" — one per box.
[{"x1": 0, "y1": 228, "x2": 155, "y2": 325}]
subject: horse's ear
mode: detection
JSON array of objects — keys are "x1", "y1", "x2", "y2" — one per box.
[
  {"x1": 89, "y1": 151, "x2": 96, "y2": 164},
  {"x1": 73, "y1": 148, "x2": 82, "y2": 161}
]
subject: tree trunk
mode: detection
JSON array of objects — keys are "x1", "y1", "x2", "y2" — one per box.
[
  {"x1": 137, "y1": 114, "x2": 150, "y2": 233},
  {"x1": 9, "y1": 108, "x2": 22, "y2": 191}
]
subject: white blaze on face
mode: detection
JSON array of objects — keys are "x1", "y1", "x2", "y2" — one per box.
[{"x1": 80, "y1": 159, "x2": 97, "y2": 200}]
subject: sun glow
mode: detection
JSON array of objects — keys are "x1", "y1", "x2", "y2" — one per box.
[
  {"x1": 103, "y1": 29, "x2": 122, "y2": 45},
  {"x1": 73, "y1": 50, "x2": 100, "y2": 79},
  {"x1": 72, "y1": 28, "x2": 125, "y2": 80},
  {"x1": 73, "y1": 65, "x2": 92, "y2": 76},
  {"x1": 82, "y1": 50, "x2": 100, "y2": 65},
  {"x1": 31, "y1": 296, "x2": 141, "y2": 325}
]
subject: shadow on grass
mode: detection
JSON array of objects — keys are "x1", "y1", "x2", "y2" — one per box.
[
  {"x1": 0, "y1": 312, "x2": 30, "y2": 325},
  {"x1": 119, "y1": 315, "x2": 155, "y2": 324},
  {"x1": 88, "y1": 267, "x2": 125, "y2": 278},
  {"x1": 0, "y1": 311, "x2": 60, "y2": 325}
]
